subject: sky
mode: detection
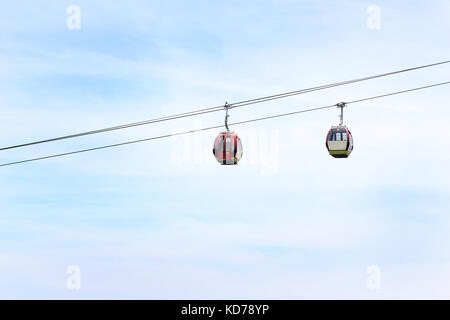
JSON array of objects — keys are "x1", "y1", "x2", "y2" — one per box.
[{"x1": 0, "y1": 0, "x2": 449, "y2": 299}]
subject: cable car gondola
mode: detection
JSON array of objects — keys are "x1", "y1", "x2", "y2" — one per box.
[
  {"x1": 212, "y1": 103, "x2": 243, "y2": 165},
  {"x1": 326, "y1": 102, "x2": 354, "y2": 158},
  {"x1": 213, "y1": 130, "x2": 243, "y2": 165}
]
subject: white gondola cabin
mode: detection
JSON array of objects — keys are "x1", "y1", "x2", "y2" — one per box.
[{"x1": 326, "y1": 126, "x2": 354, "y2": 158}]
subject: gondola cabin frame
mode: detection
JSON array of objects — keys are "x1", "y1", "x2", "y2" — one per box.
[
  {"x1": 212, "y1": 131, "x2": 243, "y2": 165},
  {"x1": 325, "y1": 125, "x2": 354, "y2": 158}
]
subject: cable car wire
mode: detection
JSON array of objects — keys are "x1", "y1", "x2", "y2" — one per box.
[
  {"x1": 0, "y1": 105, "x2": 225, "y2": 151},
  {"x1": 1, "y1": 80, "x2": 448, "y2": 168},
  {"x1": 228, "y1": 60, "x2": 450, "y2": 109},
  {"x1": 1, "y1": 60, "x2": 449, "y2": 152},
  {"x1": 345, "y1": 81, "x2": 450, "y2": 104}
]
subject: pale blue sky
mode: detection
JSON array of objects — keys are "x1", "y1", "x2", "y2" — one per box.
[{"x1": 0, "y1": 0, "x2": 450, "y2": 299}]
